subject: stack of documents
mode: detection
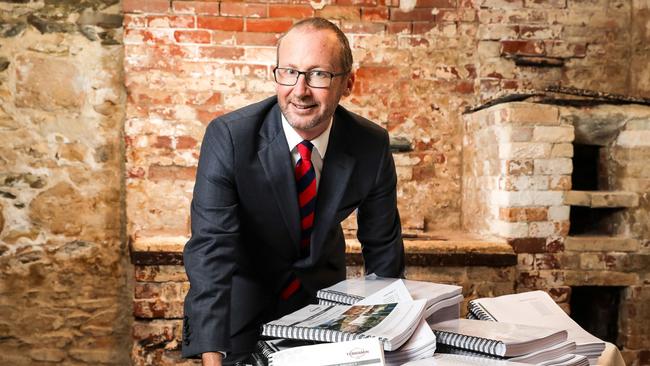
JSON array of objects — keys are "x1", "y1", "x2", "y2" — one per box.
[
  {"x1": 262, "y1": 279, "x2": 439, "y2": 365},
  {"x1": 467, "y1": 291, "x2": 606, "y2": 362},
  {"x1": 316, "y1": 274, "x2": 463, "y2": 322}
]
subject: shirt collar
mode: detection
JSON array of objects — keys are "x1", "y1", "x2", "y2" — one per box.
[{"x1": 281, "y1": 113, "x2": 332, "y2": 159}]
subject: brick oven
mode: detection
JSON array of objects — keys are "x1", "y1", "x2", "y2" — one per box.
[{"x1": 462, "y1": 88, "x2": 650, "y2": 363}]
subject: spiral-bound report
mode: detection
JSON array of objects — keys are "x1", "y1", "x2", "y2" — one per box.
[
  {"x1": 261, "y1": 300, "x2": 427, "y2": 351},
  {"x1": 430, "y1": 318, "x2": 568, "y2": 357}
]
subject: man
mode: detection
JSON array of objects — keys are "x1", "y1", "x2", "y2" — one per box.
[{"x1": 182, "y1": 18, "x2": 405, "y2": 365}]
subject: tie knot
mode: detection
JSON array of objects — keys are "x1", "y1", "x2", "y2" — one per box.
[{"x1": 297, "y1": 140, "x2": 313, "y2": 161}]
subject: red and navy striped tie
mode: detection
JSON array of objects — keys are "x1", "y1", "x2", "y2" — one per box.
[
  {"x1": 295, "y1": 140, "x2": 317, "y2": 258},
  {"x1": 279, "y1": 141, "x2": 317, "y2": 301}
]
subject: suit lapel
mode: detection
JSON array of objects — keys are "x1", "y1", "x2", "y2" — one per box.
[
  {"x1": 309, "y1": 112, "x2": 355, "y2": 263},
  {"x1": 257, "y1": 104, "x2": 301, "y2": 254}
]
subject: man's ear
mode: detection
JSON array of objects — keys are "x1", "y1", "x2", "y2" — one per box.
[{"x1": 342, "y1": 72, "x2": 355, "y2": 97}]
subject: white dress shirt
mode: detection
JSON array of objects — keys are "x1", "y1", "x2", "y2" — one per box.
[{"x1": 281, "y1": 113, "x2": 332, "y2": 190}]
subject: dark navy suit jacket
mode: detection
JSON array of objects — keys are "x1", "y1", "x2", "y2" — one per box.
[{"x1": 182, "y1": 96, "x2": 405, "y2": 358}]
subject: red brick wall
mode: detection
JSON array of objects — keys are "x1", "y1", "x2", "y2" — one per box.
[{"x1": 124, "y1": 0, "x2": 648, "y2": 243}]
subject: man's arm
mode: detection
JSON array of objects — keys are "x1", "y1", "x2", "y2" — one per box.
[
  {"x1": 182, "y1": 120, "x2": 239, "y2": 358},
  {"x1": 356, "y1": 131, "x2": 405, "y2": 277}
]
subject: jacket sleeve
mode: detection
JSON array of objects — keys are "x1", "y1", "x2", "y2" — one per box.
[
  {"x1": 182, "y1": 120, "x2": 239, "y2": 358},
  {"x1": 356, "y1": 130, "x2": 405, "y2": 278}
]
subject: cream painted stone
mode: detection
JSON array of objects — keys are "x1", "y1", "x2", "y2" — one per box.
[
  {"x1": 548, "y1": 205, "x2": 571, "y2": 221},
  {"x1": 590, "y1": 191, "x2": 639, "y2": 207},
  {"x1": 616, "y1": 131, "x2": 650, "y2": 147},
  {"x1": 495, "y1": 126, "x2": 533, "y2": 143},
  {"x1": 529, "y1": 221, "x2": 557, "y2": 237},
  {"x1": 565, "y1": 236, "x2": 640, "y2": 252},
  {"x1": 499, "y1": 142, "x2": 551, "y2": 159},
  {"x1": 534, "y1": 158, "x2": 573, "y2": 175},
  {"x1": 533, "y1": 191, "x2": 565, "y2": 206},
  {"x1": 565, "y1": 190, "x2": 591, "y2": 206},
  {"x1": 625, "y1": 118, "x2": 650, "y2": 130},
  {"x1": 15, "y1": 55, "x2": 84, "y2": 111},
  {"x1": 494, "y1": 103, "x2": 560, "y2": 126},
  {"x1": 551, "y1": 143, "x2": 574, "y2": 158},
  {"x1": 494, "y1": 220, "x2": 529, "y2": 238},
  {"x1": 533, "y1": 126, "x2": 575, "y2": 143},
  {"x1": 491, "y1": 190, "x2": 535, "y2": 207}
]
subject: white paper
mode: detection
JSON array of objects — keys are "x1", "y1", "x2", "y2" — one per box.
[{"x1": 268, "y1": 337, "x2": 385, "y2": 366}]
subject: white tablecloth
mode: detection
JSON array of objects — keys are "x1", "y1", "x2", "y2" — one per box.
[{"x1": 596, "y1": 342, "x2": 625, "y2": 366}]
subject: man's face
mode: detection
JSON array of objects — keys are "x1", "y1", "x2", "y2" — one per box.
[{"x1": 275, "y1": 27, "x2": 354, "y2": 139}]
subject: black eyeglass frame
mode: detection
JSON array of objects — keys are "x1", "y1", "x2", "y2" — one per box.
[{"x1": 273, "y1": 67, "x2": 349, "y2": 88}]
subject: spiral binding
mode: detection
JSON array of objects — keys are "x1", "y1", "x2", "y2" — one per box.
[
  {"x1": 261, "y1": 324, "x2": 388, "y2": 350},
  {"x1": 315, "y1": 289, "x2": 364, "y2": 305},
  {"x1": 433, "y1": 329, "x2": 506, "y2": 356},
  {"x1": 468, "y1": 301, "x2": 497, "y2": 321}
]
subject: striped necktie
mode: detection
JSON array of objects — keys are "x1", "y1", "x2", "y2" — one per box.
[{"x1": 295, "y1": 140, "x2": 317, "y2": 258}]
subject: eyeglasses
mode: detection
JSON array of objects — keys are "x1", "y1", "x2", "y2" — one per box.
[{"x1": 273, "y1": 67, "x2": 349, "y2": 88}]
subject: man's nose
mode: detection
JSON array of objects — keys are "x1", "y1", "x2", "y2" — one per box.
[{"x1": 293, "y1": 74, "x2": 310, "y2": 95}]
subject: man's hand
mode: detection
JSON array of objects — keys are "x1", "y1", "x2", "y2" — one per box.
[{"x1": 202, "y1": 352, "x2": 223, "y2": 366}]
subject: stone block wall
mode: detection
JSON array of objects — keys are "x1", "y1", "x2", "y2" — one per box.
[{"x1": 0, "y1": 1, "x2": 130, "y2": 365}]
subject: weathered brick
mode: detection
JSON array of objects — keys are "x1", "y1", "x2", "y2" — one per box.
[
  {"x1": 499, "y1": 175, "x2": 549, "y2": 191},
  {"x1": 341, "y1": 22, "x2": 386, "y2": 33},
  {"x1": 499, "y1": 207, "x2": 548, "y2": 222},
  {"x1": 534, "y1": 158, "x2": 572, "y2": 175},
  {"x1": 564, "y1": 190, "x2": 590, "y2": 206},
  {"x1": 495, "y1": 220, "x2": 529, "y2": 238},
  {"x1": 390, "y1": 8, "x2": 437, "y2": 21},
  {"x1": 508, "y1": 237, "x2": 546, "y2": 253},
  {"x1": 492, "y1": 190, "x2": 534, "y2": 206},
  {"x1": 124, "y1": 0, "x2": 170, "y2": 14},
  {"x1": 197, "y1": 46, "x2": 244, "y2": 60},
  {"x1": 617, "y1": 131, "x2": 650, "y2": 147},
  {"x1": 246, "y1": 19, "x2": 293, "y2": 33},
  {"x1": 479, "y1": 0, "x2": 524, "y2": 8},
  {"x1": 316, "y1": 5, "x2": 361, "y2": 20},
  {"x1": 550, "y1": 143, "x2": 573, "y2": 157},
  {"x1": 220, "y1": 2, "x2": 268, "y2": 18},
  {"x1": 532, "y1": 191, "x2": 564, "y2": 205},
  {"x1": 532, "y1": 126, "x2": 575, "y2": 143},
  {"x1": 494, "y1": 103, "x2": 560, "y2": 125},
  {"x1": 496, "y1": 126, "x2": 534, "y2": 142},
  {"x1": 564, "y1": 236, "x2": 640, "y2": 252},
  {"x1": 147, "y1": 15, "x2": 195, "y2": 28},
  {"x1": 500, "y1": 40, "x2": 546, "y2": 56},
  {"x1": 173, "y1": 30, "x2": 211, "y2": 44},
  {"x1": 197, "y1": 16, "x2": 244, "y2": 31},
  {"x1": 529, "y1": 221, "x2": 557, "y2": 237},
  {"x1": 361, "y1": 7, "x2": 390, "y2": 21},
  {"x1": 148, "y1": 165, "x2": 196, "y2": 181},
  {"x1": 499, "y1": 142, "x2": 551, "y2": 159},
  {"x1": 503, "y1": 159, "x2": 534, "y2": 175},
  {"x1": 547, "y1": 205, "x2": 570, "y2": 220},
  {"x1": 269, "y1": 5, "x2": 314, "y2": 18},
  {"x1": 477, "y1": 24, "x2": 519, "y2": 40},
  {"x1": 525, "y1": 0, "x2": 567, "y2": 8},
  {"x1": 387, "y1": 21, "x2": 412, "y2": 34},
  {"x1": 590, "y1": 191, "x2": 639, "y2": 207},
  {"x1": 172, "y1": 1, "x2": 219, "y2": 15}
]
